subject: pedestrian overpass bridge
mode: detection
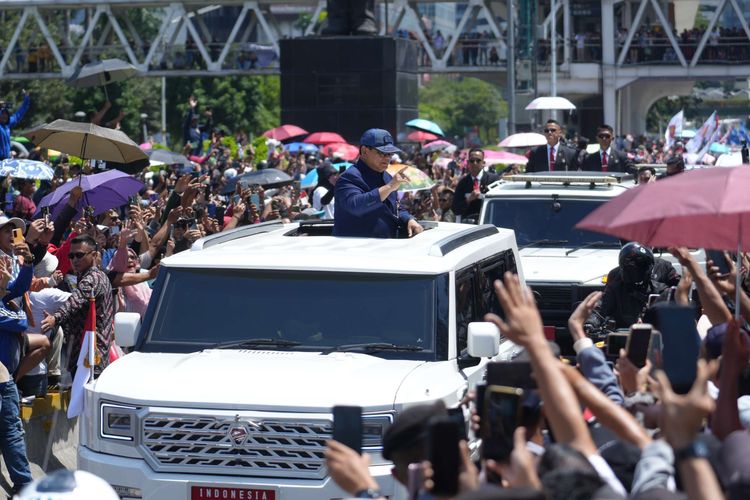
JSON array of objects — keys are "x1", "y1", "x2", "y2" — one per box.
[{"x1": 0, "y1": 0, "x2": 748, "y2": 133}]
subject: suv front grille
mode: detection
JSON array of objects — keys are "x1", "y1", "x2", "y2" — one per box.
[
  {"x1": 531, "y1": 283, "x2": 604, "y2": 327},
  {"x1": 141, "y1": 414, "x2": 331, "y2": 479}
]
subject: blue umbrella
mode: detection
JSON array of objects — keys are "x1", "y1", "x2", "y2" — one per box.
[
  {"x1": 406, "y1": 118, "x2": 444, "y2": 137},
  {"x1": 0, "y1": 159, "x2": 54, "y2": 181},
  {"x1": 300, "y1": 162, "x2": 353, "y2": 189},
  {"x1": 709, "y1": 143, "x2": 730, "y2": 154},
  {"x1": 284, "y1": 142, "x2": 319, "y2": 154}
]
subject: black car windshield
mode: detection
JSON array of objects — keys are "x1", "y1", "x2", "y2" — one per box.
[
  {"x1": 142, "y1": 268, "x2": 444, "y2": 360},
  {"x1": 483, "y1": 198, "x2": 620, "y2": 248}
]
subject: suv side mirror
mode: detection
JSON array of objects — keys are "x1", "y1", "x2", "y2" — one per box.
[
  {"x1": 115, "y1": 312, "x2": 141, "y2": 348},
  {"x1": 467, "y1": 322, "x2": 500, "y2": 358}
]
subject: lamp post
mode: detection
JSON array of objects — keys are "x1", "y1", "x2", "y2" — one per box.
[{"x1": 140, "y1": 113, "x2": 148, "y2": 143}]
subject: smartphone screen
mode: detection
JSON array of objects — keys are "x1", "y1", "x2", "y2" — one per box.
[
  {"x1": 332, "y1": 405, "x2": 362, "y2": 454},
  {"x1": 486, "y1": 361, "x2": 537, "y2": 389},
  {"x1": 626, "y1": 324, "x2": 652, "y2": 368},
  {"x1": 656, "y1": 305, "x2": 701, "y2": 394},
  {"x1": 427, "y1": 417, "x2": 460, "y2": 496},
  {"x1": 606, "y1": 333, "x2": 629, "y2": 358},
  {"x1": 215, "y1": 206, "x2": 225, "y2": 223},
  {"x1": 207, "y1": 203, "x2": 217, "y2": 218},
  {"x1": 481, "y1": 385, "x2": 524, "y2": 462},
  {"x1": 249, "y1": 193, "x2": 261, "y2": 209},
  {"x1": 706, "y1": 249, "x2": 731, "y2": 276},
  {"x1": 474, "y1": 383, "x2": 487, "y2": 422},
  {"x1": 232, "y1": 195, "x2": 241, "y2": 205}
]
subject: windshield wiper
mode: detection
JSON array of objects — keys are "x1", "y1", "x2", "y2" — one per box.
[
  {"x1": 565, "y1": 241, "x2": 620, "y2": 256},
  {"x1": 211, "y1": 338, "x2": 302, "y2": 350},
  {"x1": 321, "y1": 343, "x2": 424, "y2": 355},
  {"x1": 520, "y1": 239, "x2": 568, "y2": 249}
]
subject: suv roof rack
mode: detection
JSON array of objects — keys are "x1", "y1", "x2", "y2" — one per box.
[
  {"x1": 429, "y1": 224, "x2": 499, "y2": 256},
  {"x1": 191, "y1": 220, "x2": 285, "y2": 250}
]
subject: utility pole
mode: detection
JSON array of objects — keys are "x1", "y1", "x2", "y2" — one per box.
[{"x1": 550, "y1": 0, "x2": 558, "y2": 120}]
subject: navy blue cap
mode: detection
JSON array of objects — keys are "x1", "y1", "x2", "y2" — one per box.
[{"x1": 359, "y1": 128, "x2": 402, "y2": 154}]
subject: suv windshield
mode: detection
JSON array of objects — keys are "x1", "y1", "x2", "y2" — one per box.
[
  {"x1": 142, "y1": 268, "x2": 447, "y2": 360},
  {"x1": 483, "y1": 198, "x2": 620, "y2": 248}
]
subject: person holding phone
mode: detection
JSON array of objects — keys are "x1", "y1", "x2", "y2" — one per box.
[
  {"x1": 313, "y1": 162, "x2": 338, "y2": 220},
  {"x1": 333, "y1": 129, "x2": 422, "y2": 238}
]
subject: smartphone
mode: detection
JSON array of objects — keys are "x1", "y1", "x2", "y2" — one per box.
[
  {"x1": 486, "y1": 361, "x2": 537, "y2": 389},
  {"x1": 481, "y1": 385, "x2": 524, "y2": 462},
  {"x1": 626, "y1": 323, "x2": 652, "y2": 368},
  {"x1": 474, "y1": 383, "x2": 487, "y2": 422},
  {"x1": 407, "y1": 463, "x2": 423, "y2": 500},
  {"x1": 12, "y1": 228, "x2": 24, "y2": 245},
  {"x1": 647, "y1": 294, "x2": 661, "y2": 308},
  {"x1": 232, "y1": 194, "x2": 241, "y2": 205},
  {"x1": 656, "y1": 305, "x2": 701, "y2": 394},
  {"x1": 215, "y1": 206, "x2": 225, "y2": 223},
  {"x1": 249, "y1": 193, "x2": 261, "y2": 209},
  {"x1": 606, "y1": 332, "x2": 629, "y2": 358},
  {"x1": 207, "y1": 203, "x2": 216, "y2": 218},
  {"x1": 109, "y1": 225, "x2": 121, "y2": 236},
  {"x1": 706, "y1": 249, "x2": 731, "y2": 276},
  {"x1": 149, "y1": 193, "x2": 159, "y2": 203},
  {"x1": 188, "y1": 218, "x2": 198, "y2": 231},
  {"x1": 446, "y1": 407, "x2": 468, "y2": 441},
  {"x1": 427, "y1": 417, "x2": 460, "y2": 496},
  {"x1": 332, "y1": 405, "x2": 362, "y2": 454},
  {"x1": 43, "y1": 206, "x2": 50, "y2": 226}
]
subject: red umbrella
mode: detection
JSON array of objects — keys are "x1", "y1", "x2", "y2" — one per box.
[
  {"x1": 304, "y1": 132, "x2": 346, "y2": 145},
  {"x1": 263, "y1": 124, "x2": 308, "y2": 141},
  {"x1": 576, "y1": 166, "x2": 750, "y2": 315},
  {"x1": 406, "y1": 130, "x2": 438, "y2": 142},
  {"x1": 320, "y1": 142, "x2": 359, "y2": 161}
]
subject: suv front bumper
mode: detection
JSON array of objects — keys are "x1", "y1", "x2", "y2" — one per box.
[{"x1": 79, "y1": 446, "x2": 402, "y2": 500}]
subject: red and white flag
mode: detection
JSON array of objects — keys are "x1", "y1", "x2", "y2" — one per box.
[
  {"x1": 664, "y1": 110, "x2": 683, "y2": 151},
  {"x1": 68, "y1": 297, "x2": 97, "y2": 419}
]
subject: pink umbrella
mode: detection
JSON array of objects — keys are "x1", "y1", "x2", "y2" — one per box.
[
  {"x1": 263, "y1": 124, "x2": 308, "y2": 141},
  {"x1": 320, "y1": 142, "x2": 359, "y2": 161},
  {"x1": 139, "y1": 142, "x2": 152, "y2": 151},
  {"x1": 406, "y1": 130, "x2": 438, "y2": 142},
  {"x1": 422, "y1": 140, "x2": 454, "y2": 154},
  {"x1": 304, "y1": 132, "x2": 346, "y2": 145},
  {"x1": 483, "y1": 150, "x2": 528, "y2": 166},
  {"x1": 576, "y1": 166, "x2": 750, "y2": 316}
]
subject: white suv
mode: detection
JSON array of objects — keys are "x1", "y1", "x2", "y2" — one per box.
[
  {"x1": 78, "y1": 220, "x2": 524, "y2": 500},
  {"x1": 479, "y1": 172, "x2": 633, "y2": 349}
]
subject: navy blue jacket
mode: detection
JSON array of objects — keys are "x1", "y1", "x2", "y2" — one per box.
[
  {"x1": 0, "y1": 95, "x2": 30, "y2": 160},
  {"x1": 0, "y1": 264, "x2": 32, "y2": 373},
  {"x1": 333, "y1": 160, "x2": 413, "y2": 238}
]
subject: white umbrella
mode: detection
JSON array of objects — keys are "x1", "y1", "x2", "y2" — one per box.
[
  {"x1": 498, "y1": 133, "x2": 547, "y2": 148},
  {"x1": 525, "y1": 96, "x2": 576, "y2": 110}
]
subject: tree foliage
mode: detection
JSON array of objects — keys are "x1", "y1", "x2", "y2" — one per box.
[{"x1": 418, "y1": 76, "x2": 507, "y2": 140}]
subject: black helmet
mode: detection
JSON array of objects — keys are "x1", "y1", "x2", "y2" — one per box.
[{"x1": 619, "y1": 242, "x2": 654, "y2": 285}]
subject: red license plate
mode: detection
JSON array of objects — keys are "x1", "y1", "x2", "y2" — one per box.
[{"x1": 191, "y1": 485, "x2": 276, "y2": 500}]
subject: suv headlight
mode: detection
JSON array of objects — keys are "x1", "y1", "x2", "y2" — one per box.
[
  {"x1": 362, "y1": 414, "x2": 393, "y2": 450},
  {"x1": 100, "y1": 402, "x2": 138, "y2": 441}
]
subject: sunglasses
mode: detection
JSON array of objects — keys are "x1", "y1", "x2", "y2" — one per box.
[
  {"x1": 468, "y1": 158, "x2": 483, "y2": 164},
  {"x1": 369, "y1": 147, "x2": 391, "y2": 158},
  {"x1": 543, "y1": 128, "x2": 559, "y2": 134},
  {"x1": 598, "y1": 134, "x2": 612, "y2": 139},
  {"x1": 69, "y1": 251, "x2": 93, "y2": 260}
]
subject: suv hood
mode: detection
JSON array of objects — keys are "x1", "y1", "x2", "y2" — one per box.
[
  {"x1": 520, "y1": 247, "x2": 618, "y2": 284},
  {"x1": 95, "y1": 350, "x2": 423, "y2": 412}
]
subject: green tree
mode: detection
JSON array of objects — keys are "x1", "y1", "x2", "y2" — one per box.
[{"x1": 418, "y1": 76, "x2": 507, "y2": 141}]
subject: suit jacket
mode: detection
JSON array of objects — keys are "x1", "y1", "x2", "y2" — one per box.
[
  {"x1": 526, "y1": 143, "x2": 579, "y2": 172},
  {"x1": 452, "y1": 170, "x2": 501, "y2": 220},
  {"x1": 580, "y1": 147, "x2": 634, "y2": 174},
  {"x1": 333, "y1": 160, "x2": 413, "y2": 238}
]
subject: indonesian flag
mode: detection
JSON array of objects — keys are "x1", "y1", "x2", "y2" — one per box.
[
  {"x1": 664, "y1": 110, "x2": 683, "y2": 151},
  {"x1": 68, "y1": 297, "x2": 97, "y2": 419}
]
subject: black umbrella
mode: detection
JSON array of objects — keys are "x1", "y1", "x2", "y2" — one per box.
[{"x1": 221, "y1": 168, "x2": 293, "y2": 194}]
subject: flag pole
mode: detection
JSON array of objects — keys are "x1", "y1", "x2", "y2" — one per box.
[{"x1": 88, "y1": 294, "x2": 95, "y2": 382}]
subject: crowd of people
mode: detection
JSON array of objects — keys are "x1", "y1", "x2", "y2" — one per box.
[{"x1": 0, "y1": 84, "x2": 744, "y2": 498}]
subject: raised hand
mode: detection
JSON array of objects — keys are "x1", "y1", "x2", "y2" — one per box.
[{"x1": 485, "y1": 272, "x2": 544, "y2": 349}]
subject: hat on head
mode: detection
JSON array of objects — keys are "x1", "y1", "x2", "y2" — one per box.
[
  {"x1": 382, "y1": 400, "x2": 447, "y2": 461},
  {"x1": 0, "y1": 213, "x2": 25, "y2": 233},
  {"x1": 360, "y1": 128, "x2": 402, "y2": 154},
  {"x1": 34, "y1": 252, "x2": 58, "y2": 278}
]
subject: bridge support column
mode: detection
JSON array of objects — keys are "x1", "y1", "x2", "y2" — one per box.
[
  {"x1": 601, "y1": 0, "x2": 617, "y2": 127},
  {"x1": 618, "y1": 79, "x2": 694, "y2": 135}
]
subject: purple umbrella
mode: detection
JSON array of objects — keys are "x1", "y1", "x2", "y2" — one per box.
[{"x1": 35, "y1": 170, "x2": 144, "y2": 220}]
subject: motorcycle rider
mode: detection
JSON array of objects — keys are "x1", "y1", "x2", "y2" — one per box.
[{"x1": 587, "y1": 242, "x2": 680, "y2": 331}]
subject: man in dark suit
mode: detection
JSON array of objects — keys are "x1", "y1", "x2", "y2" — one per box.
[
  {"x1": 452, "y1": 148, "x2": 500, "y2": 223},
  {"x1": 581, "y1": 124, "x2": 634, "y2": 174},
  {"x1": 526, "y1": 119, "x2": 579, "y2": 172}
]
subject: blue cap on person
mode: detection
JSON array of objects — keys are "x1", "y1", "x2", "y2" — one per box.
[{"x1": 359, "y1": 128, "x2": 402, "y2": 154}]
